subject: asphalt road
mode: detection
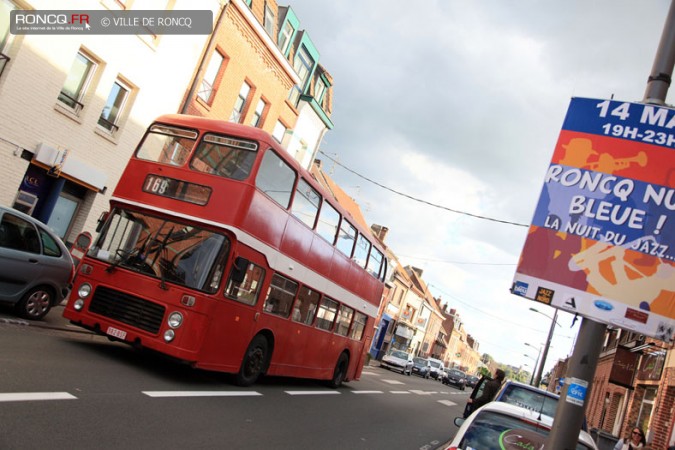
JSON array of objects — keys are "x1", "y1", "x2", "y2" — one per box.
[{"x1": 0, "y1": 307, "x2": 469, "y2": 450}]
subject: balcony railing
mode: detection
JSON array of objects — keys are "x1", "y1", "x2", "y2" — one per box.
[{"x1": 0, "y1": 52, "x2": 10, "y2": 78}]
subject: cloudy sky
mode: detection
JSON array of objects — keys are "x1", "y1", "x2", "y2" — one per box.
[{"x1": 286, "y1": 0, "x2": 673, "y2": 375}]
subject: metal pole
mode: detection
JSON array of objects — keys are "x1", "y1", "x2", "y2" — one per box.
[
  {"x1": 534, "y1": 309, "x2": 558, "y2": 387},
  {"x1": 531, "y1": 346, "x2": 542, "y2": 386},
  {"x1": 644, "y1": 0, "x2": 675, "y2": 104},
  {"x1": 545, "y1": 318, "x2": 606, "y2": 450}
]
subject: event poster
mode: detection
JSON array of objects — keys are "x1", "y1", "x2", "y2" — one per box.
[{"x1": 512, "y1": 97, "x2": 674, "y2": 343}]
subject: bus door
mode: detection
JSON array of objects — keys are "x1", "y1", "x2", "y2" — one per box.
[{"x1": 201, "y1": 248, "x2": 267, "y2": 371}]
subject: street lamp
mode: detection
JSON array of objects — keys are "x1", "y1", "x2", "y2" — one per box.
[
  {"x1": 530, "y1": 307, "x2": 559, "y2": 387},
  {"x1": 524, "y1": 343, "x2": 542, "y2": 386}
]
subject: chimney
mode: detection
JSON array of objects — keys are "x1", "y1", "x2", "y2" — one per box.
[{"x1": 371, "y1": 224, "x2": 389, "y2": 242}]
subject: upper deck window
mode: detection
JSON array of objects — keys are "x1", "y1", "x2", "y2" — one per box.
[
  {"x1": 316, "y1": 200, "x2": 340, "y2": 244},
  {"x1": 255, "y1": 150, "x2": 296, "y2": 208},
  {"x1": 367, "y1": 247, "x2": 384, "y2": 278},
  {"x1": 336, "y1": 219, "x2": 356, "y2": 257},
  {"x1": 291, "y1": 178, "x2": 320, "y2": 228},
  {"x1": 353, "y1": 234, "x2": 371, "y2": 269},
  {"x1": 190, "y1": 134, "x2": 258, "y2": 181},
  {"x1": 136, "y1": 125, "x2": 198, "y2": 166}
]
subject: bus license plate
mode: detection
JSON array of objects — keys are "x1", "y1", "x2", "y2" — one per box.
[{"x1": 106, "y1": 326, "x2": 127, "y2": 340}]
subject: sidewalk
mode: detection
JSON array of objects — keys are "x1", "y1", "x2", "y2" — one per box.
[{"x1": 0, "y1": 303, "x2": 91, "y2": 334}]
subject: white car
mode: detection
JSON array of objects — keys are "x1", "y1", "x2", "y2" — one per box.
[
  {"x1": 380, "y1": 350, "x2": 414, "y2": 375},
  {"x1": 443, "y1": 401, "x2": 598, "y2": 450}
]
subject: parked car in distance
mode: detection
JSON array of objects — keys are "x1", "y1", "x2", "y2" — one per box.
[
  {"x1": 443, "y1": 401, "x2": 598, "y2": 450},
  {"x1": 442, "y1": 368, "x2": 467, "y2": 390},
  {"x1": 0, "y1": 206, "x2": 74, "y2": 320},
  {"x1": 411, "y1": 357, "x2": 431, "y2": 378},
  {"x1": 427, "y1": 357, "x2": 445, "y2": 380},
  {"x1": 465, "y1": 375, "x2": 480, "y2": 388},
  {"x1": 380, "y1": 350, "x2": 414, "y2": 375}
]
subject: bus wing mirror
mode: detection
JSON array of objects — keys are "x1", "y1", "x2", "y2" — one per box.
[
  {"x1": 96, "y1": 211, "x2": 109, "y2": 233},
  {"x1": 232, "y1": 257, "x2": 249, "y2": 283}
]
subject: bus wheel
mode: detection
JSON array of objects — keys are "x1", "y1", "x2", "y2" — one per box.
[
  {"x1": 328, "y1": 353, "x2": 349, "y2": 389},
  {"x1": 235, "y1": 335, "x2": 268, "y2": 387}
]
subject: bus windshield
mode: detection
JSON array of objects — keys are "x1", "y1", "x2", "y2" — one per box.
[{"x1": 89, "y1": 209, "x2": 230, "y2": 293}]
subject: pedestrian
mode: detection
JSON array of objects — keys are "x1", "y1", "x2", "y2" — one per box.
[
  {"x1": 466, "y1": 368, "x2": 506, "y2": 412},
  {"x1": 613, "y1": 427, "x2": 646, "y2": 450}
]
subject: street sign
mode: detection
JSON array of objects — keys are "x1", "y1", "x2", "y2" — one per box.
[{"x1": 513, "y1": 97, "x2": 674, "y2": 343}]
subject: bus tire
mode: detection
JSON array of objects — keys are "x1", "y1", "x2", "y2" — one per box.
[
  {"x1": 235, "y1": 335, "x2": 268, "y2": 387},
  {"x1": 328, "y1": 353, "x2": 349, "y2": 389}
]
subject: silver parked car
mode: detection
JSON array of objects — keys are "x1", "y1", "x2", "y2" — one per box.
[
  {"x1": 380, "y1": 350, "x2": 414, "y2": 375},
  {"x1": 0, "y1": 206, "x2": 74, "y2": 320}
]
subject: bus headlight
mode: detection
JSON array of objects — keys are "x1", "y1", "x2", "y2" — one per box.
[
  {"x1": 77, "y1": 283, "x2": 92, "y2": 298},
  {"x1": 73, "y1": 299, "x2": 85, "y2": 311},
  {"x1": 167, "y1": 312, "x2": 183, "y2": 329},
  {"x1": 163, "y1": 329, "x2": 175, "y2": 342}
]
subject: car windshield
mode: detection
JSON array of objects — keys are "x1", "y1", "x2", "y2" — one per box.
[
  {"x1": 390, "y1": 350, "x2": 409, "y2": 359},
  {"x1": 89, "y1": 209, "x2": 230, "y2": 293},
  {"x1": 450, "y1": 370, "x2": 465, "y2": 377},
  {"x1": 500, "y1": 384, "x2": 559, "y2": 418},
  {"x1": 413, "y1": 357, "x2": 426, "y2": 365},
  {"x1": 429, "y1": 361, "x2": 442, "y2": 368},
  {"x1": 459, "y1": 411, "x2": 593, "y2": 450}
]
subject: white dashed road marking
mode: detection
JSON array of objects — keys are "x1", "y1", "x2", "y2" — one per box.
[
  {"x1": 143, "y1": 391, "x2": 262, "y2": 397},
  {"x1": 352, "y1": 390, "x2": 383, "y2": 394},
  {"x1": 0, "y1": 392, "x2": 77, "y2": 402},
  {"x1": 437, "y1": 400, "x2": 457, "y2": 407},
  {"x1": 382, "y1": 379, "x2": 405, "y2": 385},
  {"x1": 285, "y1": 391, "x2": 342, "y2": 396}
]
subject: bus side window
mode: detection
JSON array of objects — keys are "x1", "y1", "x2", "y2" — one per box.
[
  {"x1": 292, "y1": 286, "x2": 320, "y2": 326},
  {"x1": 349, "y1": 312, "x2": 368, "y2": 340},
  {"x1": 255, "y1": 150, "x2": 296, "y2": 208},
  {"x1": 315, "y1": 297, "x2": 338, "y2": 331},
  {"x1": 290, "y1": 178, "x2": 320, "y2": 228},
  {"x1": 224, "y1": 260, "x2": 264, "y2": 306},
  {"x1": 335, "y1": 304, "x2": 354, "y2": 337},
  {"x1": 263, "y1": 274, "x2": 298, "y2": 318}
]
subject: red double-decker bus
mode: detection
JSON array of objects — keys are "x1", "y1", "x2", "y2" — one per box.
[{"x1": 63, "y1": 115, "x2": 387, "y2": 387}]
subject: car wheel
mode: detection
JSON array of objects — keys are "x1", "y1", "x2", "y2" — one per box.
[
  {"x1": 16, "y1": 285, "x2": 54, "y2": 320},
  {"x1": 235, "y1": 335, "x2": 269, "y2": 387}
]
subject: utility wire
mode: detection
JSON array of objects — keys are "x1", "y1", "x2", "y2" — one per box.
[{"x1": 319, "y1": 150, "x2": 529, "y2": 228}]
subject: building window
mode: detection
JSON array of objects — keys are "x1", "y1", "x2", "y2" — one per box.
[
  {"x1": 58, "y1": 51, "x2": 97, "y2": 113},
  {"x1": 277, "y1": 20, "x2": 294, "y2": 55},
  {"x1": 314, "y1": 78, "x2": 327, "y2": 103},
  {"x1": 1, "y1": 0, "x2": 16, "y2": 50},
  {"x1": 272, "y1": 120, "x2": 287, "y2": 143},
  {"x1": 294, "y1": 46, "x2": 314, "y2": 88},
  {"x1": 198, "y1": 51, "x2": 224, "y2": 104},
  {"x1": 0, "y1": 0, "x2": 16, "y2": 78},
  {"x1": 230, "y1": 81, "x2": 251, "y2": 123},
  {"x1": 98, "y1": 79, "x2": 130, "y2": 134},
  {"x1": 263, "y1": 3, "x2": 275, "y2": 36},
  {"x1": 250, "y1": 98, "x2": 267, "y2": 128}
]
